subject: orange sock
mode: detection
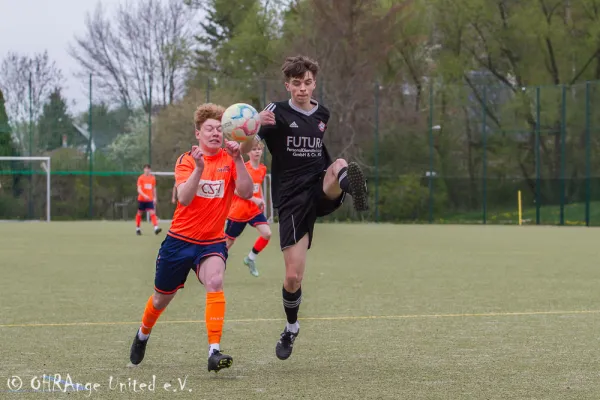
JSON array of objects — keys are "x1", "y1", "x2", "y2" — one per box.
[
  {"x1": 140, "y1": 296, "x2": 165, "y2": 335},
  {"x1": 253, "y1": 236, "x2": 269, "y2": 253},
  {"x1": 150, "y1": 214, "x2": 158, "y2": 226},
  {"x1": 135, "y1": 214, "x2": 142, "y2": 228},
  {"x1": 205, "y1": 291, "x2": 226, "y2": 345}
]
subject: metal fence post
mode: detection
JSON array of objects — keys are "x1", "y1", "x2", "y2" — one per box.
[
  {"x1": 89, "y1": 73, "x2": 93, "y2": 219},
  {"x1": 206, "y1": 77, "x2": 210, "y2": 103},
  {"x1": 482, "y1": 86, "x2": 487, "y2": 225},
  {"x1": 148, "y1": 82, "x2": 152, "y2": 165},
  {"x1": 559, "y1": 84, "x2": 566, "y2": 226},
  {"x1": 28, "y1": 73, "x2": 33, "y2": 219},
  {"x1": 535, "y1": 86, "x2": 541, "y2": 225},
  {"x1": 374, "y1": 82, "x2": 380, "y2": 222},
  {"x1": 261, "y1": 79, "x2": 268, "y2": 167},
  {"x1": 428, "y1": 83, "x2": 434, "y2": 224},
  {"x1": 585, "y1": 81, "x2": 591, "y2": 226}
]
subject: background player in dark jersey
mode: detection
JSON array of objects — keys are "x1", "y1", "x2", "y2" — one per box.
[{"x1": 241, "y1": 55, "x2": 369, "y2": 361}]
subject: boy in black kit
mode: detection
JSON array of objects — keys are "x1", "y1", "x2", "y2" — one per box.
[{"x1": 241, "y1": 55, "x2": 369, "y2": 360}]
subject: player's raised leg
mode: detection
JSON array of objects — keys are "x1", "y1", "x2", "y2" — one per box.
[
  {"x1": 244, "y1": 218, "x2": 271, "y2": 277},
  {"x1": 197, "y1": 255, "x2": 233, "y2": 372},
  {"x1": 323, "y1": 158, "x2": 368, "y2": 212},
  {"x1": 276, "y1": 234, "x2": 308, "y2": 360}
]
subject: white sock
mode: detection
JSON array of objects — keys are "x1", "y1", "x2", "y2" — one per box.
[
  {"x1": 136, "y1": 227, "x2": 141, "y2": 231},
  {"x1": 137, "y1": 328, "x2": 149, "y2": 341},
  {"x1": 154, "y1": 226, "x2": 159, "y2": 230},
  {"x1": 208, "y1": 343, "x2": 220, "y2": 357},
  {"x1": 286, "y1": 322, "x2": 299, "y2": 334},
  {"x1": 248, "y1": 251, "x2": 257, "y2": 261}
]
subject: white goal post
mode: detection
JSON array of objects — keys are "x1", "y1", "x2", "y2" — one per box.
[
  {"x1": 263, "y1": 173, "x2": 274, "y2": 223},
  {"x1": 151, "y1": 171, "x2": 274, "y2": 223},
  {"x1": 0, "y1": 156, "x2": 51, "y2": 222}
]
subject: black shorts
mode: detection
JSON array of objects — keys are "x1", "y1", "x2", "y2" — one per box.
[
  {"x1": 138, "y1": 201, "x2": 155, "y2": 211},
  {"x1": 225, "y1": 213, "x2": 269, "y2": 240},
  {"x1": 277, "y1": 173, "x2": 345, "y2": 250},
  {"x1": 154, "y1": 235, "x2": 228, "y2": 294}
]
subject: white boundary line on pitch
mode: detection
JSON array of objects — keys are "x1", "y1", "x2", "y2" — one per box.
[{"x1": 1, "y1": 309, "x2": 599, "y2": 328}]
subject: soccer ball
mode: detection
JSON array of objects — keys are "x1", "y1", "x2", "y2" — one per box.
[{"x1": 221, "y1": 103, "x2": 261, "y2": 142}]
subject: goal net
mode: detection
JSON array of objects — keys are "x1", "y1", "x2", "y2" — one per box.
[
  {"x1": 0, "y1": 156, "x2": 51, "y2": 222},
  {"x1": 149, "y1": 172, "x2": 274, "y2": 224}
]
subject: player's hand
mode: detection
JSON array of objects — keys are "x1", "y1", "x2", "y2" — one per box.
[
  {"x1": 191, "y1": 145, "x2": 204, "y2": 168},
  {"x1": 224, "y1": 140, "x2": 242, "y2": 159},
  {"x1": 259, "y1": 110, "x2": 275, "y2": 126},
  {"x1": 254, "y1": 198, "x2": 265, "y2": 211},
  {"x1": 171, "y1": 197, "x2": 176, "y2": 204}
]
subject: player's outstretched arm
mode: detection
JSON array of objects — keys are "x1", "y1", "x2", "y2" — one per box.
[
  {"x1": 240, "y1": 109, "x2": 275, "y2": 154},
  {"x1": 177, "y1": 147, "x2": 204, "y2": 206},
  {"x1": 226, "y1": 141, "x2": 253, "y2": 199}
]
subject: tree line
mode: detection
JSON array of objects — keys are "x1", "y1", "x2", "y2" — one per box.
[{"x1": 3, "y1": 0, "x2": 600, "y2": 222}]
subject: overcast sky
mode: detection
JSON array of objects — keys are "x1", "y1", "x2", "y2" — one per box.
[{"x1": 0, "y1": 0, "x2": 126, "y2": 114}]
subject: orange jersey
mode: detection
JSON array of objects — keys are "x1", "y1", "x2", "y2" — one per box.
[
  {"x1": 137, "y1": 174, "x2": 156, "y2": 201},
  {"x1": 168, "y1": 149, "x2": 238, "y2": 245},
  {"x1": 228, "y1": 162, "x2": 267, "y2": 222}
]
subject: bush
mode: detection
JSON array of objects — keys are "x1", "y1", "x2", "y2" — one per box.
[{"x1": 377, "y1": 173, "x2": 448, "y2": 222}]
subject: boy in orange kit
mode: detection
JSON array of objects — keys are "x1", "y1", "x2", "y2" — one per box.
[
  {"x1": 225, "y1": 142, "x2": 271, "y2": 277},
  {"x1": 136, "y1": 164, "x2": 161, "y2": 235},
  {"x1": 129, "y1": 103, "x2": 254, "y2": 372}
]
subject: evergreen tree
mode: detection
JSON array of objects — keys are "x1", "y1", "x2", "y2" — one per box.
[
  {"x1": 194, "y1": 0, "x2": 259, "y2": 73},
  {"x1": 37, "y1": 88, "x2": 74, "y2": 151},
  {"x1": 78, "y1": 103, "x2": 131, "y2": 150},
  {"x1": 191, "y1": 0, "x2": 282, "y2": 82}
]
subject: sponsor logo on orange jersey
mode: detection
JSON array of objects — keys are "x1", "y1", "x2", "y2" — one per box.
[{"x1": 197, "y1": 180, "x2": 225, "y2": 198}]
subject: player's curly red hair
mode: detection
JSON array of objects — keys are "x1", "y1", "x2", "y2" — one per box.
[{"x1": 194, "y1": 103, "x2": 225, "y2": 129}]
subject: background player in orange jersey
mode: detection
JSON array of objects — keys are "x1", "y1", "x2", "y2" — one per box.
[
  {"x1": 136, "y1": 164, "x2": 162, "y2": 235},
  {"x1": 225, "y1": 141, "x2": 271, "y2": 277},
  {"x1": 129, "y1": 103, "x2": 254, "y2": 373}
]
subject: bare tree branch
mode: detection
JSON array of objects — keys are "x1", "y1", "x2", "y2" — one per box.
[
  {"x1": 0, "y1": 51, "x2": 63, "y2": 152},
  {"x1": 69, "y1": 0, "x2": 195, "y2": 111}
]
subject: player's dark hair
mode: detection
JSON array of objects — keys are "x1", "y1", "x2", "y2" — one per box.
[
  {"x1": 281, "y1": 55, "x2": 319, "y2": 81},
  {"x1": 143, "y1": 164, "x2": 151, "y2": 169}
]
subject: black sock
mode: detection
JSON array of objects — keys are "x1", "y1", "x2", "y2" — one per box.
[
  {"x1": 251, "y1": 247, "x2": 259, "y2": 255},
  {"x1": 282, "y1": 286, "x2": 302, "y2": 324},
  {"x1": 338, "y1": 167, "x2": 350, "y2": 193}
]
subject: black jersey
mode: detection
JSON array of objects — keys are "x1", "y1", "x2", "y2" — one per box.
[{"x1": 257, "y1": 99, "x2": 333, "y2": 208}]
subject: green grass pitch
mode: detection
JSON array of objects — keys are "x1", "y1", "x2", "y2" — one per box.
[{"x1": 2, "y1": 222, "x2": 600, "y2": 399}]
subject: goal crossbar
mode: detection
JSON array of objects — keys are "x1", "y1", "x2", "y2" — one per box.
[{"x1": 0, "y1": 156, "x2": 51, "y2": 222}]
